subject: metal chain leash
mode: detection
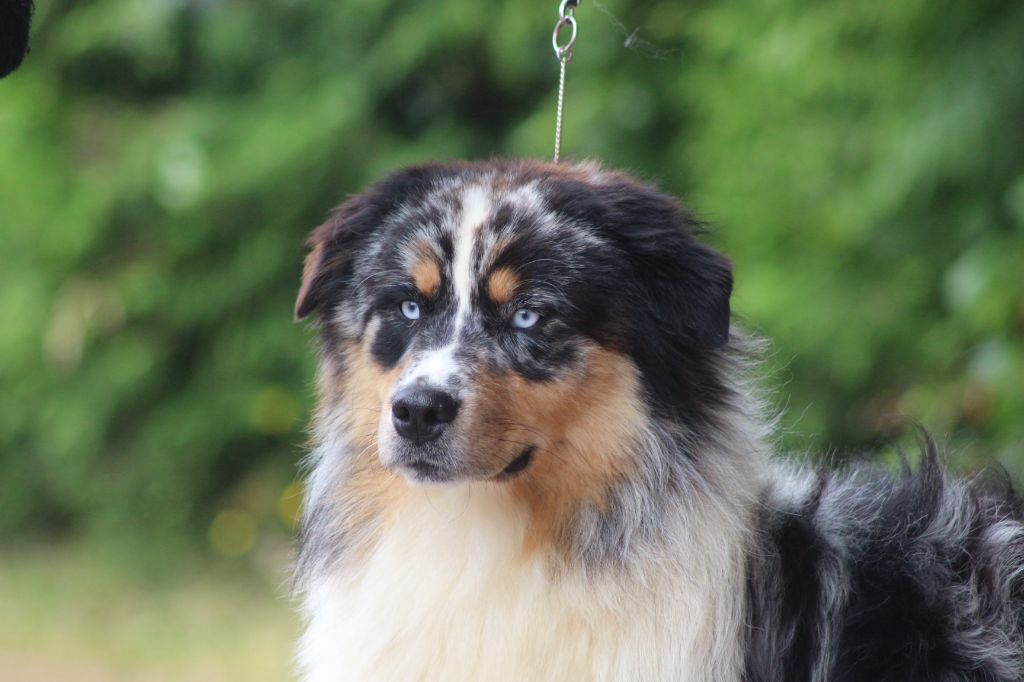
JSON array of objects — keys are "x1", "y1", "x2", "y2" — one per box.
[{"x1": 552, "y1": 0, "x2": 580, "y2": 163}]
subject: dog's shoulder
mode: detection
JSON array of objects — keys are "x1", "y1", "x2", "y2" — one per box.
[{"x1": 746, "y1": 442, "x2": 1024, "y2": 681}]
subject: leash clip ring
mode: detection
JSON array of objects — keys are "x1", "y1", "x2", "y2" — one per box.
[{"x1": 552, "y1": 15, "x2": 578, "y2": 63}]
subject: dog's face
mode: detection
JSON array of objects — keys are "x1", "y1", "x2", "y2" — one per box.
[{"x1": 297, "y1": 161, "x2": 733, "y2": 487}]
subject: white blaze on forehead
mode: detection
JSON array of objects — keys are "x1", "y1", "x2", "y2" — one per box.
[
  {"x1": 402, "y1": 344, "x2": 460, "y2": 390},
  {"x1": 388, "y1": 185, "x2": 491, "y2": 396},
  {"x1": 452, "y1": 185, "x2": 491, "y2": 331}
]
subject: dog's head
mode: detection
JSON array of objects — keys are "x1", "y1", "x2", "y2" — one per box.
[{"x1": 297, "y1": 161, "x2": 732, "y2": 487}]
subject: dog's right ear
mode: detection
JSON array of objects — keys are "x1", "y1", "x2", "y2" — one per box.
[{"x1": 294, "y1": 195, "x2": 374, "y2": 321}]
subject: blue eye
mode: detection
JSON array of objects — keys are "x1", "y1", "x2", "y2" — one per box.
[
  {"x1": 511, "y1": 309, "x2": 539, "y2": 329},
  {"x1": 400, "y1": 300, "x2": 421, "y2": 320}
]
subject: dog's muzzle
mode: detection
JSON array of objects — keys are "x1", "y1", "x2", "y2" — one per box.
[
  {"x1": 387, "y1": 387, "x2": 462, "y2": 483},
  {"x1": 391, "y1": 387, "x2": 459, "y2": 446}
]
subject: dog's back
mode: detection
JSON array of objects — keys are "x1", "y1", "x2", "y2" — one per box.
[{"x1": 748, "y1": 440, "x2": 1024, "y2": 681}]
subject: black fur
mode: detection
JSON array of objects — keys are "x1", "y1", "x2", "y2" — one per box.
[
  {"x1": 0, "y1": 0, "x2": 33, "y2": 78},
  {"x1": 746, "y1": 435, "x2": 1024, "y2": 681}
]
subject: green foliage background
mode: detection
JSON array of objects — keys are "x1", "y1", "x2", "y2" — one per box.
[{"x1": 1, "y1": 0, "x2": 1022, "y2": 558}]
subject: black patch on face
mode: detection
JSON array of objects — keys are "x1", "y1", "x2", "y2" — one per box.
[
  {"x1": 438, "y1": 232, "x2": 454, "y2": 263},
  {"x1": 492, "y1": 320, "x2": 580, "y2": 382},
  {"x1": 369, "y1": 311, "x2": 418, "y2": 369}
]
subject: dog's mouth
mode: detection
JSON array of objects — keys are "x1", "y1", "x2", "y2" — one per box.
[
  {"x1": 494, "y1": 446, "x2": 535, "y2": 480},
  {"x1": 400, "y1": 458, "x2": 454, "y2": 484},
  {"x1": 394, "y1": 446, "x2": 535, "y2": 484}
]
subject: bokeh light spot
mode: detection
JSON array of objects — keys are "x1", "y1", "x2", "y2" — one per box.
[
  {"x1": 250, "y1": 388, "x2": 299, "y2": 436},
  {"x1": 277, "y1": 481, "x2": 304, "y2": 529},
  {"x1": 209, "y1": 508, "x2": 257, "y2": 558}
]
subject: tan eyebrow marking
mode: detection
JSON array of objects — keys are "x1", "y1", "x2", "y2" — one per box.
[
  {"x1": 405, "y1": 238, "x2": 442, "y2": 297},
  {"x1": 411, "y1": 257, "x2": 441, "y2": 297},
  {"x1": 486, "y1": 266, "x2": 520, "y2": 304}
]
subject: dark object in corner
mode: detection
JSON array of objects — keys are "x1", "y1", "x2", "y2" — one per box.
[{"x1": 0, "y1": 0, "x2": 34, "y2": 78}]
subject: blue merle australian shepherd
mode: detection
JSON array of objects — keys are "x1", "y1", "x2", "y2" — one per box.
[{"x1": 292, "y1": 160, "x2": 1024, "y2": 681}]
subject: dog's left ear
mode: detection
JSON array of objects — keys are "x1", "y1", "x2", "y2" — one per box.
[
  {"x1": 294, "y1": 225, "x2": 330, "y2": 321},
  {"x1": 599, "y1": 178, "x2": 733, "y2": 348},
  {"x1": 295, "y1": 164, "x2": 445, "y2": 321},
  {"x1": 294, "y1": 194, "x2": 375, "y2": 321}
]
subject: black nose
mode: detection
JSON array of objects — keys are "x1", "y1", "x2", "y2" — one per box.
[{"x1": 391, "y1": 389, "x2": 459, "y2": 445}]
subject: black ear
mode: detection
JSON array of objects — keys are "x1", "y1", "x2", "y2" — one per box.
[
  {"x1": 598, "y1": 178, "x2": 733, "y2": 348},
  {"x1": 643, "y1": 235, "x2": 733, "y2": 348},
  {"x1": 294, "y1": 165, "x2": 443, "y2": 321}
]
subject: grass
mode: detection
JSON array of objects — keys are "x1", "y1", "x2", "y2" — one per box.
[{"x1": 0, "y1": 542, "x2": 297, "y2": 681}]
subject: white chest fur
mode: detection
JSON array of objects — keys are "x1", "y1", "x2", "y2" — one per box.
[{"x1": 297, "y1": 485, "x2": 748, "y2": 682}]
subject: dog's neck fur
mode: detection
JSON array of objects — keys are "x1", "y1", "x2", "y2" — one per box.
[{"x1": 296, "y1": 393, "x2": 770, "y2": 682}]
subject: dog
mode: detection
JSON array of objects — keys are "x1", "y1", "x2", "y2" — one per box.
[{"x1": 292, "y1": 160, "x2": 1024, "y2": 681}]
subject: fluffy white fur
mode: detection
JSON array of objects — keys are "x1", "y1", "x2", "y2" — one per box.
[{"x1": 297, "y1": 405, "x2": 768, "y2": 682}]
